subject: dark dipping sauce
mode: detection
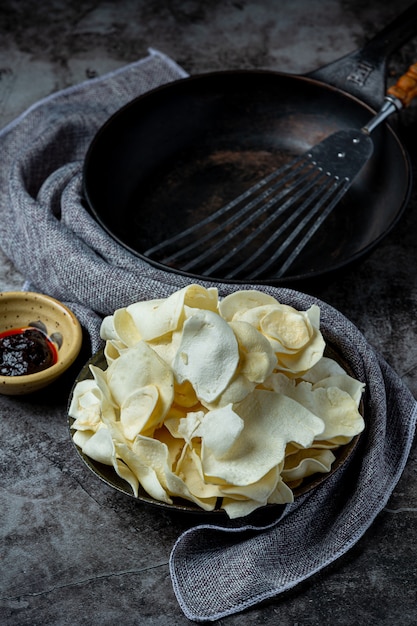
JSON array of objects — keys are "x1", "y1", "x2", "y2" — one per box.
[{"x1": 0, "y1": 327, "x2": 58, "y2": 376}]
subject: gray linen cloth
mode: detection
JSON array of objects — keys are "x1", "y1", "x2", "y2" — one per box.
[{"x1": 0, "y1": 50, "x2": 416, "y2": 622}]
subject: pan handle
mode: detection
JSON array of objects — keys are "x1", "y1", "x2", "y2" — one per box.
[
  {"x1": 387, "y1": 62, "x2": 417, "y2": 106},
  {"x1": 306, "y1": 2, "x2": 417, "y2": 110}
]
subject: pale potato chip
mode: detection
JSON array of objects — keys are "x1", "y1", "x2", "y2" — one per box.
[
  {"x1": 112, "y1": 308, "x2": 142, "y2": 347},
  {"x1": 68, "y1": 378, "x2": 103, "y2": 431},
  {"x1": 163, "y1": 401, "x2": 194, "y2": 422},
  {"x1": 229, "y1": 320, "x2": 277, "y2": 383},
  {"x1": 176, "y1": 445, "x2": 223, "y2": 500},
  {"x1": 265, "y1": 305, "x2": 324, "y2": 373},
  {"x1": 219, "y1": 465, "x2": 280, "y2": 502},
  {"x1": 220, "y1": 499, "x2": 263, "y2": 518},
  {"x1": 302, "y1": 356, "x2": 365, "y2": 406},
  {"x1": 70, "y1": 286, "x2": 366, "y2": 519},
  {"x1": 221, "y1": 468, "x2": 294, "y2": 518},
  {"x1": 103, "y1": 339, "x2": 127, "y2": 364},
  {"x1": 120, "y1": 385, "x2": 159, "y2": 440},
  {"x1": 126, "y1": 298, "x2": 167, "y2": 340},
  {"x1": 132, "y1": 435, "x2": 217, "y2": 510},
  {"x1": 115, "y1": 440, "x2": 170, "y2": 502},
  {"x1": 106, "y1": 341, "x2": 174, "y2": 431},
  {"x1": 126, "y1": 284, "x2": 219, "y2": 342},
  {"x1": 219, "y1": 289, "x2": 280, "y2": 321},
  {"x1": 284, "y1": 442, "x2": 303, "y2": 456},
  {"x1": 81, "y1": 426, "x2": 115, "y2": 466},
  {"x1": 313, "y1": 375, "x2": 365, "y2": 408},
  {"x1": 75, "y1": 425, "x2": 152, "y2": 499},
  {"x1": 267, "y1": 478, "x2": 295, "y2": 505},
  {"x1": 201, "y1": 320, "x2": 277, "y2": 409},
  {"x1": 201, "y1": 389, "x2": 325, "y2": 486},
  {"x1": 230, "y1": 302, "x2": 325, "y2": 374},
  {"x1": 73, "y1": 365, "x2": 130, "y2": 444},
  {"x1": 146, "y1": 330, "x2": 183, "y2": 368},
  {"x1": 165, "y1": 410, "x2": 205, "y2": 443},
  {"x1": 302, "y1": 355, "x2": 347, "y2": 382},
  {"x1": 261, "y1": 307, "x2": 315, "y2": 351},
  {"x1": 172, "y1": 309, "x2": 239, "y2": 404},
  {"x1": 203, "y1": 373, "x2": 255, "y2": 409},
  {"x1": 71, "y1": 364, "x2": 120, "y2": 434},
  {"x1": 282, "y1": 447, "x2": 336, "y2": 482},
  {"x1": 72, "y1": 428, "x2": 95, "y2": 450},
  {"x1": 172, "y1": 378, "x2": 200, "y2": 409},
  {"x1": 153, "y1": 425, "x2": 185, "y2": 468},
  {"x1": 313, "y1": 435, "x2": 353, "y2": 447},
  {"x1": 181, "y1": 284, "x2": 219, "y2": 311},
  {"x1": 311, "y1": 385, "x2": 364, "y2": 439},
  {"x1": 100, "y1": 314, "x2": 117, "y2": 341},
  {"x1": 198, "y1": 404, "x2": 244, "y2": 458},
  {"x1": 264, "y1": 372, "x2": 364, "y2": 440}
]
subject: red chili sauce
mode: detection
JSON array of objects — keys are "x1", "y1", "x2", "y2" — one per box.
[{"x1": 0, "y1": 327, "x2": 58, "y2": 376}]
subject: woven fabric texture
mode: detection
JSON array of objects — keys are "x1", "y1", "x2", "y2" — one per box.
[{"x1": 169, "y1": 290, "x2": 417, "y2": 621}]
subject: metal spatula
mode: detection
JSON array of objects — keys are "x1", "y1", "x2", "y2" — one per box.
[{"x1": 144, "y1": 63, "x2": 417, "y2": 280}]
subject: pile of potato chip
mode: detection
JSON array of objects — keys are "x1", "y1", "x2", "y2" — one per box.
[{"x1": 69, "y1": 285, "x2": 365, "y2": 518}]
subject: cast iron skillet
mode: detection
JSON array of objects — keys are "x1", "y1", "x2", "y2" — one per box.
[{"x1": 83, "y1": 3, "x2": 417, "y2": 287}]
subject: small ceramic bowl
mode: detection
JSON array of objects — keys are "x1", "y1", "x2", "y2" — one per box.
[{"x1": 0, "y1": 291, "x2": 83, "y2": 395}]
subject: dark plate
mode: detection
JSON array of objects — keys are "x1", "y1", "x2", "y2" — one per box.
[{"x1": 68, "y1": 345, "x2": 362, "y2": 515}]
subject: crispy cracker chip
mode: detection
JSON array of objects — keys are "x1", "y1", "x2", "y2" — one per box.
[
  {"x1": 106, "y1": 341, "x2": 174, "y2": 435},
  {"x1": 264, "y1": 372, "x2": 364, "y2": 440},
  {"x1": 173, "y1": 379, "x2": 200, "y2": 408},
  {"x1": 113, "y1": 308, "x2": 142, "y2": 347},
  {"x1": 173, "y1": 309, "x2": 239, "y2": 403},
  {"x1": 302, "y1": 355, "x2": 346, "y2": 381},
  {"x1": 115, "y1": 440, "x2": 170, "y2": 502},
  {"x1": 70, "y1": 364, "x2": 120, "y2": 434},
  {"x1": 201, "y1": 389, "x2": 325, "y2": 486},
  {"x1": 220, "y1": 465, "x2": 280, "y2": 502},
  {"x1": 224, "y1": 297, "x2": 325, "y2": 374},
  {"x1": 219, "y1": 290, "x2": 280, "y2": 321},
  {"x1": 175, "y1": 445, "x2": 223, "y2": 501},
  {"x1": 81, "y1": 427, "x2": 114, "y2": 465},
  {"x1": 103, "y1": 339, "x2": 126, "y2": 364},
  {"x1": 69, "y1": 379, "x2": 103, "y2": 431},
  {"x1": 202, "y1": 320, "x2": 277, "y2": 408},
  {"x1": 230, "y1": 320, "x2": 277, "y2": 383},
  {"x1": 198, "y1": 404, "x2": 244, "y2": 458},
  {"x1": 100, "y1": 314, "x2": 117, "y2": 341},
  {"x1": 165, "y1": 410, "x2": 205, "y2": 443},
  {"x1": 282, "y1": 447, "x2": 336, "y2": 482},
  {"x1": 70, "y1": 286, "x2": 366, "y2": 519},
  {"x1": 267, "y1": 478, "x2": 295, "y2": 505},
  {"x1": 126, "y1": 284, "x2": 218, "y2": 342},
  {"x1": 313, "y1": 375, "x2": 365, "y2": 407},
  {"x1": 132, "y1": 435, "x2": 217, "y2": 510},
  {"x1": 120, "y1": 385, "x2": 160, "y2": 440}
]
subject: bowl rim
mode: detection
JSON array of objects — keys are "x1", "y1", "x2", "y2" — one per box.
[{"x1": 0, "y1": 290, "x2": 83, "y2": 384}]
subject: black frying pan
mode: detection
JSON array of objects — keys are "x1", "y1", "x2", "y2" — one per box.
[{"x1": 83, "y1": 3, "x2": 417, "y2": 287}]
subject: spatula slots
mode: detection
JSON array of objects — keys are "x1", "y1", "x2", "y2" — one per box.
[{"x1": 144, "y1": 63, "x2": 417, "y2": 280}]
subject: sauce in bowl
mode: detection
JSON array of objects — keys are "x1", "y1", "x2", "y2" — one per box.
[{"x1": 0, "y1": 327, "x2": 58, "y2": 376}]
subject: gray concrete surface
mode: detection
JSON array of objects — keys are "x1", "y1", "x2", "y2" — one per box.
[{"x1": 1, "y1": 1, "x2": 417, "y2": 624}]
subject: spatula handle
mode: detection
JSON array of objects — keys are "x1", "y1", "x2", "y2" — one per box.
[{"x1": 387, "y1": 62, "x2": 417, "y2": 107}]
